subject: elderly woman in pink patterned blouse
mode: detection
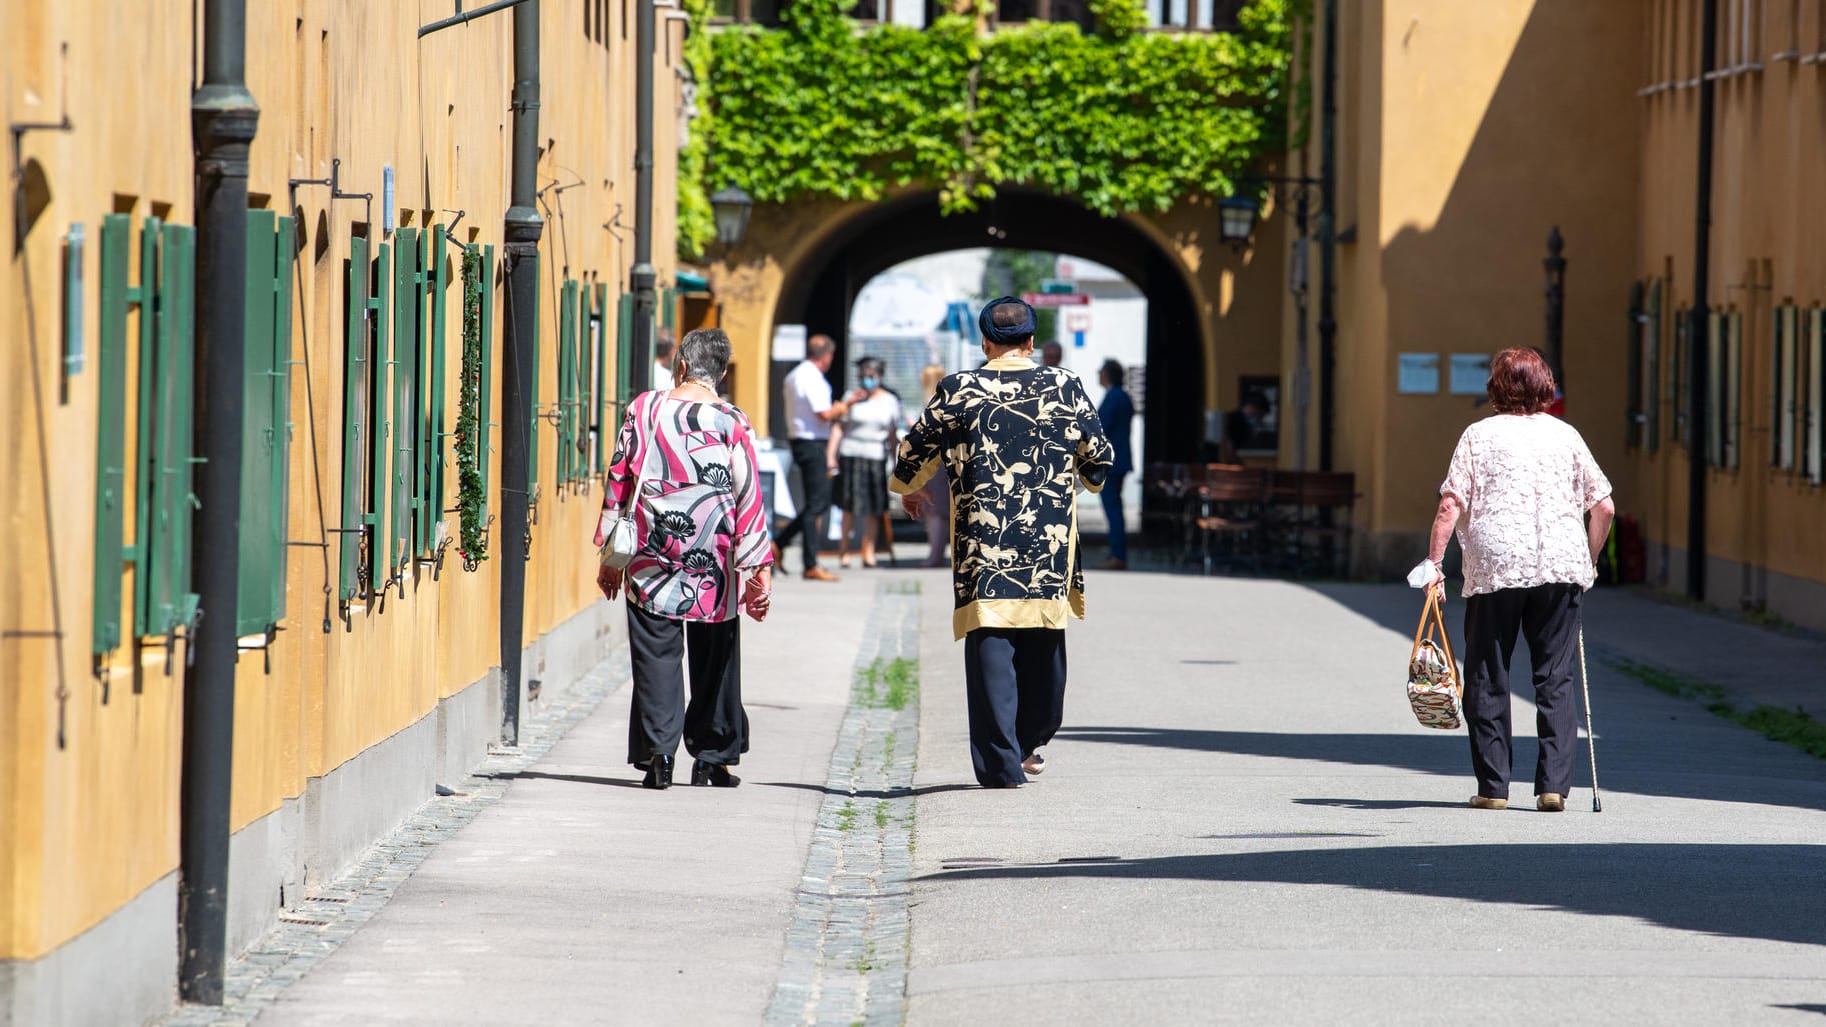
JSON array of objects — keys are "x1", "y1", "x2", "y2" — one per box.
[
  {"x1": 596, "y1": 328, "x2": 773, "y2": 790},
  {"x1": 1419, "y1": 347, "x2": 1615, "y2": 814}
]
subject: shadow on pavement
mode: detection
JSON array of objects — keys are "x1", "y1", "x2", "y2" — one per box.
[
  {"x1": 1294, "y1": 798, "x2": 1471, "y2": 811},
  {"x1": 489, "y1": 770, "x2": 651, "y2": 788},
  {"x1": 1055, "y1": 726, "x2": 1826, "y2": 813},
  {"x1": 918, "y1": 843, "x2": 1826, "y2": 947},
  {"x1": 756, "y1": 781, "x2": 984, "y2": 799},
  {"x1": 1771, "y1": 1004, "x2": 1826, "y2": 1016}
]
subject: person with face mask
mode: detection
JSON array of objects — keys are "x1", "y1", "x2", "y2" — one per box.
[{"x1": 826, "y1": 357, "x2": 903, "y2": 568}]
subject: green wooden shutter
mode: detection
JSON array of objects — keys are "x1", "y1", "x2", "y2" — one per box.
[
  {"x1": 427, "y1": 225, "x2": 449, "y2": 537},
  {"x1": 239, "y1": 211, "x2": 286, "y2": 635},
  {"x1": 1625, "y1": 282, "x2": 1643, "y2": 449},
  {"x1": 593, "y1": 283, "x2": 609, "y2": 474},
  {"x1": 146, "y1": 222, "x2": 199, "y2": 639},
  {"x1": 339, "y1": 235, "x2": 371, "y2": 603},
  {"x1": 132, "y1": 218, "x2": 161, "y2": 637},
  {"x1": 1646, "y1": 280, "x2": 1661, "y2": 453},
  {"x1": 240, "y1": 210, "x2": 278, "y2": 629},
  {"x1": 92, "y1": 215, "x2": 132, "y2": 654},
  {"x1": 370, "y1": 240, "x2": 393, "y2": 590},
  {"x1": 616, "y1": 292, "x2": 634, "y2": 411},
  {"x1": 529, "y1": 252, "x2": 542, "y2": 499},
  {"x1": 391, "y1": 229, "x2": 420, "y2": 580},
  {"x1": 558, "y1": 279, "x2": 578, "y2": 486}
]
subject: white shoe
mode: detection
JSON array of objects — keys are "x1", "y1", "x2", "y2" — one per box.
[{"x1": 1022, "y1": 752, "x2": 1046, "y2": 776}]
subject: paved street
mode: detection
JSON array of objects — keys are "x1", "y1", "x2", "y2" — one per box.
[{"x1": 240, "y1": 557, "x2": 1826, "y2": 1025}]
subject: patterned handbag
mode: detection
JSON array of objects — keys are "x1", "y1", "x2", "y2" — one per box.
[{"x1": 1407, "y1": 585, "x2": 1463, "y2": 730}]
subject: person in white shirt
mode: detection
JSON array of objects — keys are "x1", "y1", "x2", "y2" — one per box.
[
  {"x1": 773, "y1": 335, "x2": 859, "y2": 581},
  {"x1": 827, "y1": 357, "x2": 902, "y2": 568},
  {"x1": 1419, "y1": 347, "x2": 1615, "y2": 814}
]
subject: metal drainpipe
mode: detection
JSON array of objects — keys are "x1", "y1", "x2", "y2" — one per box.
[
  {"x1": 1688, "y1": 0, "x2": 1717, "y2": 602},
  {"x1": 500, "y1": 0, "x2": 544, "y2": 747},
  {"x1": 182, "y1": 0, "x2": 257, "y2": 1003},
  {"x1": 630, "y1": 0, "x2": 657, "y2": 392},
  {"x1": 1316, "y1": 0, "x2": 1338, "y2": 471}
]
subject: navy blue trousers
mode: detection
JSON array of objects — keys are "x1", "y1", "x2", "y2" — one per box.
[
  {"x1": 963, "y1": 627, "x2": 1067, "y2": 786},
  {"x1": 1462, "y1": 583, "x2": 1582, "y2": 799}
]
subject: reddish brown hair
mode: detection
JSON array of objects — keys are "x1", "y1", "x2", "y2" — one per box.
[{"x1": 1486, "y1": 347, "x2": 1557, "y2": 415}]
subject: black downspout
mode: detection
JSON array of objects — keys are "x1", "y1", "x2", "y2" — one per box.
[
  {"x1": 630, "y1": 0, "x2": 657, "y2": 393},
  {"x1": 500, "y1": 0, "x2": 543, "y2": 747},
  {"x1": 1688, "y1": 0, "x2": 1717, "y2": 602},
  {"x1": 1316, "y1": 0, "x2": 1338, "y2": 471},
  {"x1": 182, "y1": 0, "x2": 257, "y2": 1004}
]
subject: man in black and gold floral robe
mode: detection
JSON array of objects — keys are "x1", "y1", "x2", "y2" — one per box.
[{"x1": 892, "y1": 297, "x2": 1114, "y2": 788}]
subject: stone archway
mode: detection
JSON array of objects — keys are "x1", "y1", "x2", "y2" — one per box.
[{"x1": 706, "y1": 187, "x2": 1288, "y2": 468}]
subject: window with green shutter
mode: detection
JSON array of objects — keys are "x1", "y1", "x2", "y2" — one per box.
[
  {"x1": 1626, "y1": 282, "x2": 1644, "y2": 450},
  {"x1": 616, "y1": 292, "x2": 635, "y2": 411},
  {"x1": 1644, "y1": 279, "x2": 1661, "y2": 453},
  {"x1": 387, "y1": 227, "x2": 423, "y2": 589},
  {"x1": 455, "y1": 245, "x2": 493, "y2": 570},
  {"x1": 338, "y1": 234, "x2": 392, "y2": 615},
  {"x1": 238, "y1": 210, "x2": 295, "y2": 639},
  {"x1": 529, "y1": 252, "x2": 542, "y2": 503},
  {"x1": 1807, "y1": 309, "x2": 1825, "y2": 486},
  {"x1": 557, "y1": 279, "x2": 579, "y2": 488},
  {"x1": 424, "y1": 225, "x2": 451, "y2": 563},
  {"x1": 592, "y1": 283, "x2": 609, "y2": 475},
  {"x1": 91, "y1": 215, "x2": 199, "y2": 660}
]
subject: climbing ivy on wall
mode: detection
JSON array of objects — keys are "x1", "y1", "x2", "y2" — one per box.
[
  {"x1": 456, "y1": 249, "x2": 488, "y2": 569},
  {"x1": 692, "y1": 0, "x2": 1292, "y2": 221},
  {"x1": 678, "y1": 0, "x2": 718, "y2": 261}
]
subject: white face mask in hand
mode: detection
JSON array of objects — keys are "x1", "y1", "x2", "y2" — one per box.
[{"x1": 1407, "y1": 560, "x2": 1443, "y2": 588}]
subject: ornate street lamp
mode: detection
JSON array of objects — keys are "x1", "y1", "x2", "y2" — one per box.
[
  {"x1": 1218, "y1": 195, "x2": 1260, "y2": 248},
  {"x1": 711, "y1": 184, "x2": 754, "y2": 246}
]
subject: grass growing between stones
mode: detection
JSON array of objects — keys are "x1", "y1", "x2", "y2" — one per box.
[
  {"x1": 856, "y1": 657, "x2": 917, "y2": 710},
  {"x1": 836, "y1": 800, "x2": 858, "y2": 832},
  {"x1": 1613, "y1": 657, "x2": 1826, "y2": 760}
]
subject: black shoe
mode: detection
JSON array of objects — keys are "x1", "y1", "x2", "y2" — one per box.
[
  {"x1": 642, "y1": 754, "x2": 674, "y2": 790},
  {"x1": 691, "y1": 759, "x2": 741, "y2": 787}
]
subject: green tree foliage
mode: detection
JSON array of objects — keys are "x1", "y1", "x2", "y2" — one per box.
[
  {"x1": 677, "y1": 0, "x2": 718, "y2": 261},
  {"x1": 690, "y1": 0, "x2": 1291, "y2": 231}
]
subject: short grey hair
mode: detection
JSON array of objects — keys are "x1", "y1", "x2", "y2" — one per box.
[{"x1": 677, "y1": 328, "x2": 731, "y2": 386}]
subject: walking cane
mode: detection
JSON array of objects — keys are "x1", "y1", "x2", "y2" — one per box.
[{"x1": 1578, "y1": 626, "x2": 1602, "y2": 813}]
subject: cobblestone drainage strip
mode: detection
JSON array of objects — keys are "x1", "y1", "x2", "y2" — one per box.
[
  {"x1": 159, "y1": 657, "x2": 631, "y2": 1026},
  {"x1": 767, "y1": 580, "x2": 922, "y2": 1027}
]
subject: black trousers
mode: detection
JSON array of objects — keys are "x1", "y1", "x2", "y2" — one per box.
[
  {"x1": 1462, "y1": 583, "x2": 1583, "y2": 799},
  {"x1": 626, "y1": 603, "x2": 748, "y2": 768},
  {"x1": 963, "y1": 627, "x2": 1067, "y2": 786},
  {"x1": 772, "y1": 438, "x2": 832, "y2": 572}
]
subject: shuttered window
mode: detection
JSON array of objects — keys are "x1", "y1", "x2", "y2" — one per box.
[
  {"x1": 91, "y1": 215, "x2": 198, "y2": 657},
  {"x1": 339, "y1": 234, "x2": 392, "y2": 608},
  {"x1": 238, "y1": 210, "x2": 295, "y2": 637}
]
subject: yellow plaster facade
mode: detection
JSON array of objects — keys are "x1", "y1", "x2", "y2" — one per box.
[{"x1": 3, "y1": 0, "x2": 683, "y2": 975}]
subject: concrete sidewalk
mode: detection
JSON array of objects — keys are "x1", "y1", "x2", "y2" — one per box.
[
  {"x1": 906, "y1": 570, "x2": 1826, "y2": 1025},
  {"x1": 253, "y1": 569, "x2": 882, "y2": 1026}
]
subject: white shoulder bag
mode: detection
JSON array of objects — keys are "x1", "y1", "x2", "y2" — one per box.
[{"x1": 597, "y1": 393, "x2": 661, "y2": 569}]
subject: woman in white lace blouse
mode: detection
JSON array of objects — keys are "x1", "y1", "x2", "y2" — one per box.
[{"x1": 1420, "y1": 348, "x2": 1615, "y2": 814}]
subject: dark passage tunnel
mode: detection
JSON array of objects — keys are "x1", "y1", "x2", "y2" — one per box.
[{"x1": 769, "y1": 189, "x2": 1207, "y2": 474}]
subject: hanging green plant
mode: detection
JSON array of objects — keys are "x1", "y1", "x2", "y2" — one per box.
[
  {"x1": 701, "y1": 0, "x2": 1294, "y2": 218},
  {"x1": 456, "y1": 249, "x2": 488, "y2": 570}
]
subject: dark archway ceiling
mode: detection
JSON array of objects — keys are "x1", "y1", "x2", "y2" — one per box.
[{"x1": 777, "y1": 189, "x2": 1188, "y2": 320}]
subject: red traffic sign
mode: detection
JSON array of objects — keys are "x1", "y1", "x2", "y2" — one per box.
[{"x1": 1021, "y1": 291, "x2": 1089, "y2": 307}]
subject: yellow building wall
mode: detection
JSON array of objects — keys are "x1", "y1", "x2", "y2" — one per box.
[
  {"x1": 3, "y1": 0, "x2": 682, "y2": 962},
  {"x1": 1321, "y1": 0, "x2": 1642, "y2": 568},
  {"x1": 1629, "y1": 0, "x2": 1826, "y2": 619}
]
